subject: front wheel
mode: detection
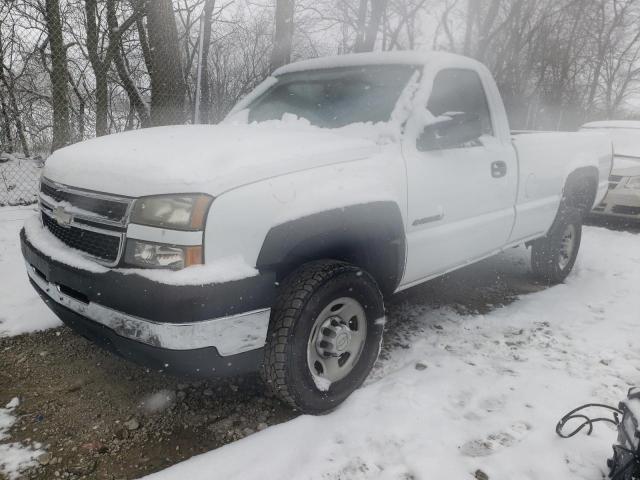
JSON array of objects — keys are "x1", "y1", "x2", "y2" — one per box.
[
  {"x1": 262, "y1": 260, "x2": 385, "y2": 414},
  {"x1": 531, "y1": 206, "x2": 583, "y2": 284}
]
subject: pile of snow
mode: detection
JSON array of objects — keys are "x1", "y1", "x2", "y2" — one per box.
[
  {"x1": 0, "y1": 207, "x2": 59, "y2": 337},
  {"x1": 143, "y1": 226, "x2": 640, "y2": 480},
  {"x1": 22, "y1": 214, "x2": 108, "y2": 274},
  {"x1": 139, "y1": 390, "x2": 176, "y2": 415},
  {"x1": 0, "y1": 397, "x2": 44, "y2": 479},
  {"x1": 120, "y1": 254, "x2": 258, "y2": 286}
]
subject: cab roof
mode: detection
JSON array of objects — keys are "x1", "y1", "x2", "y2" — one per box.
[{"x1": 272, "y1": 51, "x2": 484, "y2": 77}]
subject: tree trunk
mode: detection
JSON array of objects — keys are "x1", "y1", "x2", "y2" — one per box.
[
  {"x1": 270, "y1": 0, "x2": 295, "y2": 72},
  {"x1": 463, "y1": 0, "x2": 478, "y2": 56},
  {"x1": 198, "y1": 0, "x2": 215, "y2": 124},
  {"x1": 136, "y1": 14, "x2": 154, "y2": 76},
  {"x1": 146, "y1": 0, "x2": 186, "y2": 126},
  {"x1": 69, "y1": 79, "x2": 86, "y2": 143},
  {"x1": 95, "y1": 70, "x2": 109, "y2": 136},
  {"x1": 107, "y1": 1, "x2": 150, "y2": 127},
  {"x1": 7, "y1": 87, "x2": 29, "y2": 156},
  {"x1": 359, "y1": 0, "x2": 386, "y2": 52},
  {"x1": 0, "y1": 90, "x2": 13, "y2": 153},
  {"x1": 353, "y1": 0, "x2": 368, "y2": 52},
  {"x1": 475, "y1": 0, "x2": 502, "y2": 61},
  {"x1": 85, "y1": 0, "x2": 109, "y2": 136},
  {"x1": 113, "y1": 44, "x2": 150, "y2": 127},
  {"x1": 45, "y1": 0, "x2": 71, "y2": 151}
]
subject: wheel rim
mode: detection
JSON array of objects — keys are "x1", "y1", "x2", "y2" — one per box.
[
  {"x1": 307, "y1": 297, "x2": 367, "y2": 386},
  {"x1": 558, "y1": 224, "x2": 576, "y2": 270}
]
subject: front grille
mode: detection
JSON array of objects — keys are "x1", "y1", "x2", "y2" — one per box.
[
  {"x1": 39, "y1": 179, "x2": 131, "y2": 265},
  {"x1": 608, "y1": 175, "x2": 624, "y2": 190},
  {"x1": 41, "y1": 181, "x2": 129, "y2": 222},
  {"x1": 42, "y1": 213, "x2": 121, "y2": 262},
  {"x1": 611, "y1": 205, "x2": 640, "y2": 216}
]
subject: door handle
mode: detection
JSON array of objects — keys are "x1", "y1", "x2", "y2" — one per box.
[{"x1": 491, "y1": 161, "x2": 507, "y2": 178}]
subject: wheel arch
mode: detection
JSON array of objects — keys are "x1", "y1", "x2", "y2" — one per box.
[
  {"x1": 562, "y1": 166, "x2": 599, "y2": 216},
  {"x1": 256, "y1": 202, "x2": 406, "y2": 296}
]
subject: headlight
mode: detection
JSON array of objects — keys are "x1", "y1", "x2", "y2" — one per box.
[
  {"x1": 130, "y1": 194, "x2": 213, "y2": 230},
  {"x1": 124, "y1": 240, "x2": 203, "y2": 270},
  {"x1": 624, "y1": 176, "x2": 640, "y2": 190}
]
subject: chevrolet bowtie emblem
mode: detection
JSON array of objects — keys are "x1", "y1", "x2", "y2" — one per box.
[{"x1": 52, "y1": 206, "x2": 73, "y2": 227}]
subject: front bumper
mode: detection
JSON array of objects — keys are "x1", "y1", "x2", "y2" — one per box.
[
  {"x1": 592, "y1": 188, "x2": 640, "y2": 219},
  {"x1": 21, "y1": 229, "x2": 276, "y2": 377}
]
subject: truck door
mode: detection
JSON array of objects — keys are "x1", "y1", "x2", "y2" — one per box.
[{"x1": 401, "y1": 68, "x2": 517, "y2": 286}]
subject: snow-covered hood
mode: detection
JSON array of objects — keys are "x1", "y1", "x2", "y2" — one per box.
[
  {"x1": 612, "y1": 156, "x2": 640, "y2": 177},
  {"x1": 43, "y1": 123, "x2": 381, "y2": 197}
]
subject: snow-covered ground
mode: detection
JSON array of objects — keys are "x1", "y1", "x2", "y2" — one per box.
[
  {"x1": 143, "y1": 226, "x2": 640, "y2": 480},
  {"x1": 0, "y1": 397, "x2": 43, "y2": 480},
  {"x1": 1, "y1": 206, "x2": 639, "y2": 479},
  {"x1": 0, "y1": 207, "x2": 59, "y2": 337}
]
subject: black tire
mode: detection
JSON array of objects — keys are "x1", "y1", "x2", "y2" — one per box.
[
  {"x1": 262, "y1": 260, "x2": 385, "y2": 414},
  {"x1": 531, "y1": 206, "x2": 583, "y2": 284}
]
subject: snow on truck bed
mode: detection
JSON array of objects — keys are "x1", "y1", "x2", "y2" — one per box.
[{"x1": 142, "y1": 226, "x2": 640, "y2": 480}]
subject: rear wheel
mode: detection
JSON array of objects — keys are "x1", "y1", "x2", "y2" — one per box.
[
  {"x1": 531, "y1": 206, "x2": 582, "y2": 284},
  {"x1": 262, "y1": 260, "x2": 385, "y2": 414}
]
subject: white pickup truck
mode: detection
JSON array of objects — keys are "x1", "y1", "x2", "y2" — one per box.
[{"x1": 21, "y1": 52, "x2": 612, "y2": 414}]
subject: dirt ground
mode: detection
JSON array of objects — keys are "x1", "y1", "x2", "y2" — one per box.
[{"x1": 1, "y1": 218, "x2": 637, "y2": 480}]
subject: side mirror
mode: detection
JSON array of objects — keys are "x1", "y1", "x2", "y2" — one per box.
[{"x1": 417, "y1": 112, "x2": 482, "y2": 151}]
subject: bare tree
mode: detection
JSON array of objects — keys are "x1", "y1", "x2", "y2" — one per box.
[
  {"x1": 0, "y1": 23, "x2": 30, "y2": 155},
  {"x1": 146, "y1": 0, "x2": 186, "y2": 125},
  {"x1": 45, "y1": 0, "x2": 71, "y2": 151},
  {"x1": 354, "y1": 0, "x2": 387, "y2": 52},
  {"x1": 197, "y1": 0, "x2": 215, "y2": 123},
  {"x1": 2, "y1": 0, "x2": 640, "y2": 155},
  {"x1": 270, "y1": 0, "x2": 295, "y2": 72},
  {"x1": 107, "y1": 0, "x2": 149, "y2": 127},
  {"x1": 85, "y1": 0, "x2": 142, "y2": 136}
]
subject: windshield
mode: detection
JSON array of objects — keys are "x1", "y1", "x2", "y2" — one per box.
[{"x1": 247, "y1": 65, "x2": 418, "y2": 128}]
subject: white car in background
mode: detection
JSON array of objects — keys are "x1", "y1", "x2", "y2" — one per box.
[{"x1": 581, "y1": 120, "x2": 640, "y2": 220}]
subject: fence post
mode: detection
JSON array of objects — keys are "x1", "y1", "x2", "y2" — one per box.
[{"x1": 193, "y1": 11, "x2": 206, "y2": 125}]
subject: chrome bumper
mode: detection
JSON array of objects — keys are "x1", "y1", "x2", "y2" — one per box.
[{"x1": 26, "y1": 262, "x2": 270, "y2": 356}]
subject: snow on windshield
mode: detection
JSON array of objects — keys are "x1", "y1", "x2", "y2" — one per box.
[{"x1": 247, "y1": 65, "x2": 418, "y2": 128}]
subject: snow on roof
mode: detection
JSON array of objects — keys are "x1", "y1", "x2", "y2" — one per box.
[
  {"x1": 581, "y1": 120, "x2": 640, "y2": 130},
  {"x1": 272, "y1": 51, "x2": 482, "y2": 76}
]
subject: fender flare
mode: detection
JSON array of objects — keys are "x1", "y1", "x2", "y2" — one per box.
[
  {"x1": 562, "y1": 166, "x2": 599, "y2": 215},
  {"x1": 256, "y1": 201, "x2": 406, "y2": 296}
]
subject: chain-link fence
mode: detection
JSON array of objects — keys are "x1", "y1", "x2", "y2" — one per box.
[
  {"x1": 0, "y1": 155, "x2": 42, "y2": 207},
  {"x1": 0, "y1": 0, "x2": 278, "y2": 213},
  {"x1": 0, "y1": 0, "x2": 273, "y2": 161}
]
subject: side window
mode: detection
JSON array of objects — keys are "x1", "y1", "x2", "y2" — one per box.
[{"x1": 427, "y1": 69, "x2": 493, "y2": 136}]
